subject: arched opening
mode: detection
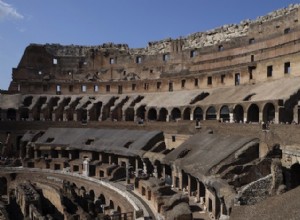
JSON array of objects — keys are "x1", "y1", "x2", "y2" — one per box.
[
  {"x1": 194, "y1": 107, "x2": 203, "y2": 121},
  {"x1": 0, "y1": 177, "x2": 7, "y2": 195},
  {"x1": 111, "y1": 106, "x2": 123, "y2": 121},
  {"x1": 7, "y1": 108, "x2": 17, "y2": 120},
  {"x1": 285, "y1": 163, "x2": 300, "y2": 190},
  {"x1": 89, "y1": 190, "x2": 95, "y2": 201},
  {"x1": 99, "y1": 194, "x2": 106, "y2": 205},
  {"x1": 109, "y1": 200, "x2": 115, "y2": 210},
  {"x1": 158, "y1": 108, "x2": 168, "y2": 121},
  {"x1": 220, "y1": 105, "x2": 230, "y2": 122},
  {"x1": 171, "y1": 108, "x2": 181, "y2": 121},
  {"x1": 183, "y1": 108, "x2": 191, "y2": 120},
  {"x1": 125, "y1": 108, "x2": 134, "y2": 121},
  {"x1": 147, "y1": 108, "x2": 157, "y2": 121},
  {"x1": 247, "y1": 104, "x2": 259, "y2": 123},
  {"x1": 89, "y1": 102, "x2": 102, "y2": 121},
  {"x1": 234, "y1": 105, "x2": 244, "y2": 123},
  {"x1": 20, "y1": 108, "x2": 29, "y2": 120},
  {"x1": 263, "y1": 103, "x2": 275, "y2": 123},
  {"x1": 136, "y1": 105, "x2": 146, "y2": 120},
  {"x1": 206, "y1": 106, "x2": 217, "y2": 120}
]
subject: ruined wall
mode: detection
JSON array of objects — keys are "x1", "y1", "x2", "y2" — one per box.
[{"x1": 8, "y1": 4, "x2": 300, "y2": 95}]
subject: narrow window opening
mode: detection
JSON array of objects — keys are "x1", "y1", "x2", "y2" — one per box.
[
  {"x1": 163, "y1": 54, "x2": 170, "y2": 62},
  {"x1": 284, "y1": 62, "x2": 291, "y2": 74},
  {"x1": 190, "y1": 50, "x2": 197, "y2": 58},
  {"x1": 106, "y1": 85, "x2": 110, "y2": 92},
  {"x1": 136, "y1": 56, "x2": 142, "y2": 64},
  {"x1": 249, "y1": 38, "x2": 255, "y2": 44},
  {"x1": 144, "y1": 83, "x2": 149, "y2": 90},
  {"x1": 109, "y1": 58, "x2": 115, "y2": 64},
  {"x1": 251, "y1": 55, "x2": 254, "y2": 62},
  {"x1": 267, "y1": 65, "x2": 273, "y2": 77},
  {"x1": 169, "y1": 82, "x2": 173, "y2": 92},
  {"x1": 118, "y1": 85, "x2": 122, "y2": 94},
  {"x1": 194, "y1": 78, "x2": 199, "y2": 87},
  {"x1": 53, "y1": 58, "x2": 58, "y2": 65},
  {"x1": 132, "y1": 84, "x2": 136, "y2": 91},
  {"x1": 123, "y1": 71, "x2": 126, "y2": 76},
  {"x1": 69, "y1": 85, "x2": 73, "y2": 92},
  {"x1": 56, "y1": 85, "x2": 61, "y2": 94},
  {"x1": 221, "y1": 74, "x2": 225, "y2": 84},
  {"x1": 181, "y1": 79, "x2": 186, "y2": 88},
  {"x1": 157, "y1": 82, "x2": 161, "y2": 90},
  {"x1": 249, "y1": 67, "x2": 254, "y2": 80},
  {"x1": 82, "y1": 85, "x2": 87, "y2": 92},
  {"x1": 172, "y1": 136, "x2": 176, "y2": 142},
  {"x1": 235, "y1": 73, "x2": 240, "y2": 85},
  {"x1": 150, "y1": 69, "x2": 153, "y2": 74},
  {"x1": 94, "y1": 85, "x2": 99, "y2": 92},
  {"x1": 207, "y1": 76, "x2": 212, "y2": 85}
]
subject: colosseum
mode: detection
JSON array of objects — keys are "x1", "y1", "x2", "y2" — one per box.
[{"x1": 0, "y1": 4, "x2": 300, "y2": 220}]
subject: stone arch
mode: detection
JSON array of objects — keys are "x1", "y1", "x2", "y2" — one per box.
[
  {"x1": 287, "y1": 163, "x2": 300, "y2": 190},
  {"x1": 109, "y1": 200, "x2": 115, "y2": 209},
  {"x1": 183, "y1": 107, "x2": 191, "y2": 120},
  {"x1": 136, "y1": 105, "x2": 146, "y2": 120},
  {"x1": 147, "y1": 108, "x2": 157, "y2": 121},
  {"x1": 158, "y1": 108, "x2": 168, "y2": 121},
  {"x1": 7, "y1": 108, "x2": 17, "y2": 120},
  {"x1": 220, "y1": 105, "x2": 230, "y2": 122},
  {"x1": 171, "y1": 108, "x2": 181, "y2": 121},
  {"x1": 233, "y1": 104, "x2": 244, "y2": 123},
  {"x1": 98, "y1": 194, "x2": 106, "y2": 205},
  {"x1": 19, "y1": 108, "x2": 29, "y2": 120},
  {"x1": 263, "y1": 102, "x2": 275, "y2": 123},
  {"x1": 89, "y1": 189, "x2": 95, "y2": 201},
  {"x1": 247, "y1": 104, "x2": 259, "y2": 123},
  {"x1": 125, "y1": 108, "x2": 134, "y2": 121},
  {"x1": 111, "y1": 106, "x2": 123, "y2": 121},
  {"x1": 0, "y1": 177, "x2": 7, "y2": 195},
  {"x1": 206, "y1": 106, "x2": 217, "y2": 120},
  {"x1": 193, "y1": 107, "x2": 203, "y2": 121}
]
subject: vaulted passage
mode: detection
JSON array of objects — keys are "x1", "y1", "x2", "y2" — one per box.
[
  {"x1": 194, "y1": 107, "x2": 203, "y2": 121},
  {"x1": 263, "y1": 103, "x2": 275, "y2": 123},
  {"x1": 247, "y1": 104, "x2": 259, "y2": 123},
  {"x1": 136, "y1": 106, "x2": 146, "y2": 120},
  {"x1": 206, "y1": 106, "x2": 216, "y2": 120},
  {"x1": 148, "y1": 108, "x2": 157, "y2": 120},
  {"x1": 220, "y1": 105, "x2": 230, "y2": 122},
  {"x1": 159, "y1": 108, "x2": 168, "y2": 121},
  {"x1": 183, "y1": 108, "x2": 191, "y2": 120},
  {"x1": 234, "y1": 105, "x2": 244, "y2": 123},
  {"x1": 125, "y1": 108, "x2": 134, "y2": 121},
  {"x1": 7, "y1": 108, "x2": 17, "y2": 120},
  {"x1": 171, "y1": 108, "x2": 181, "y2": 121}
]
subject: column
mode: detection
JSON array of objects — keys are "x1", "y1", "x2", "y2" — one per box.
[
  {"x1": 259, "y1": 111, "x2": 263, "y2": 122},
  {"x1": 187, "y1": 175, "x2": 191, "y2": 196},
  {"x1": 229, "y1": 113, "x2": 234, "y2": 123},
  {"x1": 293, "y1": 105, "x2": 299, "y2": 124},
  {"x1": 153, "y1": 165, "x2": 158, "y2": 178},
  {"x1": 190, "y1": 112, "x2": 194, "y2": 121},
  {"x1": 274, "y1": 110, "x2": 279, "y2": 124},
  {"x1": 135, "y1": 158, "x2": 139, "y2": 177},
  {"x1": 83, "y1": 158, "x2": 89, "y2": 176},
  {"x1": 196, "y1": 181, "x2": 200, "y2": 203}
]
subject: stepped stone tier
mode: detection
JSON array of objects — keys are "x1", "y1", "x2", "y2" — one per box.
[{"x1": 1, "y1": 4, "x2": 300, "y2": 220}]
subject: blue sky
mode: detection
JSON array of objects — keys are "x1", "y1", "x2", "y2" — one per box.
[{"x1": 0, "y1": 0, "x2": 299, "y2": 90}]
